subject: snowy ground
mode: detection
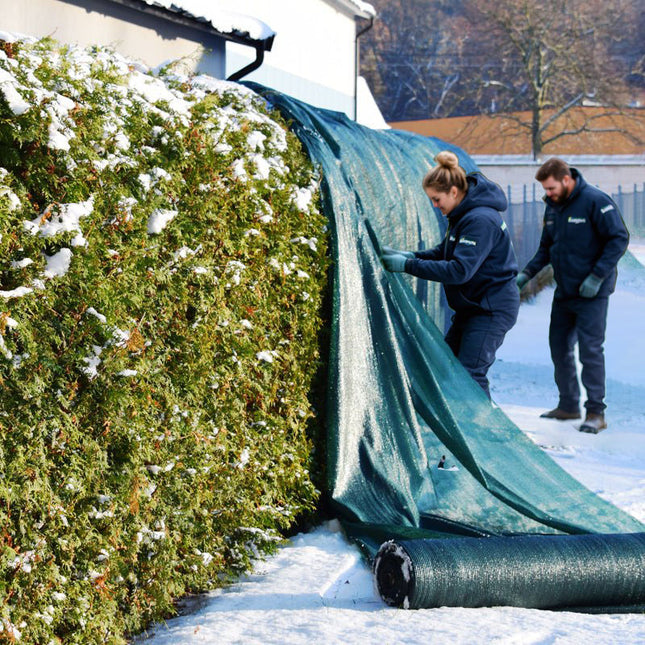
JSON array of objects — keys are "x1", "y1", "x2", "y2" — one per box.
[{"x1": 135, "y1": 243, "x2": 645, "y2": 645}]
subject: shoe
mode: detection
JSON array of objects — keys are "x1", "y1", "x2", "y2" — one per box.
[
  {"x1": 579, "y1": 413, "x2": 607, "y2": 434},
  {"x1": 540, "y1": 407, "x2": 581, "y2": 420}
]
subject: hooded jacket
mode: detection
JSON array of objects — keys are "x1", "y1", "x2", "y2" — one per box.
[
  {"x1": 405, "y1": 172, "x2": 519, "y2": 315},
  {"x1": 522, "y1": 168, "x2": 629, "y2": 300}
]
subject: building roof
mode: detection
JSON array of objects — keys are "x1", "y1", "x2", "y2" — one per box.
[
  {"x1": 327, "y1": 0, "x2": 376, "y2": 19},
  {"x1": 110, "y1": 0, "x2": 275, "y2": 49},
  {"x1": 389, "y1": 107, "x2": 645, "y2": 157},
  {"x1": 112, "y1": 0, "x2": 377, "y2": 47}
]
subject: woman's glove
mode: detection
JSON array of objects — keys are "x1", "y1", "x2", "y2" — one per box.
[
  {"x1": 383, "y1": 246, "x2": 414, "y2": 259},
  {"x1": 381, "y1": 253, "x2": 408, "y2": 273}
]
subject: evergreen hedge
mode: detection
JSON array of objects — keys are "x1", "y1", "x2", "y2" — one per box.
[{"x1": 0, "y1": 36, "x2": 328, "y2": 643}]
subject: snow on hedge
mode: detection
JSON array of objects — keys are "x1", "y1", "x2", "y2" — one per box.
[{"x1": 0, "y1": 36, "x2": 328, "y2": 644}]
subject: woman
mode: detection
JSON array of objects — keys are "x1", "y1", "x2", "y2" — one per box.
[{"x1": 381, "y1": 150, "x2": 519, "y2": 398}]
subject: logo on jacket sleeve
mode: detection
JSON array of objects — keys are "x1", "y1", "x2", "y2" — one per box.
[{"x1": 600, "y1": 204, "x2": 615, "y2": 214}]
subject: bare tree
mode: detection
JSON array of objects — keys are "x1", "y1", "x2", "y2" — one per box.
[
  {"x1": 464, "y1": 0, "x2": 643, "y2": 158},
  {"x1": 361, "y1": 0, "x2": 474, "y2": 121}
]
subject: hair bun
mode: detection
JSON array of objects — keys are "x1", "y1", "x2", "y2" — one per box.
[
  {"x1": 435, "y1": 150, "x2": 459, "y2": 169},
  {"x1": 422, "y1": 149, "x2": 467, "y2": 193}
]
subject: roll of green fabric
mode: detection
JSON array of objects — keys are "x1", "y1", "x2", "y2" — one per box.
[
  {"x1": 375, "y1": 532, "x2": 645, "y2": 610},
  {"x1": 246, "y1": 84, "x2": 645, "y2": 617}
]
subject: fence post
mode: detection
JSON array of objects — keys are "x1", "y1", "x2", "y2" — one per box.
[
  {"x1": 640, "y1": 183, "x2": 645, "y2": 235},
  {"x1": 506, "y1": 185, "x2": 514, "y2": 238}
]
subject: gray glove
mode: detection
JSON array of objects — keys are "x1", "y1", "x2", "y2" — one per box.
[
  {"x1": 383, "y1": 246, "x2": 414, "y2": 259},
  {"x1": 516, "y1": 272, "x2": 530, "y2": 291},
  {"x1": 579, "y1": 274, "x2": 603, "y2": 298},
  {"x1": 381, "y1": 253, "x2": 408, "y2": 272}
]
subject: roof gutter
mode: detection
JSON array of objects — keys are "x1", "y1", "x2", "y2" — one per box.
[
  {"x1": 108, "y1": 0, "x2": 275, "y2": 78},
  {"x1": 228, "y1": 36, "x2": 275, "y2": 82}
]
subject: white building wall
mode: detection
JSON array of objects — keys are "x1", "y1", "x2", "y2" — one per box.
[
  {"x1": 223, "y1": 0, "x2": 361, "y2": 117},
  {"x1": 474, "y1": 155, "x2": 645, "y2": 203},
  {"x1": 1, "y1": 0, "x2": 383, "y2": 123},
  {"x1": 0, "y1": 0, "x2": 226, "y2": 77}
]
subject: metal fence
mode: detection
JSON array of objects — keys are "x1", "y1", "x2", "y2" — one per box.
[{"x1": 505, "y1": 183, "x2": 645, "y2": 269}]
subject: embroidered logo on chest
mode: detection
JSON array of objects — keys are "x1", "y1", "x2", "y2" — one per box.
[{"x1": 568, "y1": 217, "x2": 586, "y2": 224}]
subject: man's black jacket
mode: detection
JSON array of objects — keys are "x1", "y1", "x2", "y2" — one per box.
[{"x1": 523, "y1": 168, "x2": 629, "y2": 300}]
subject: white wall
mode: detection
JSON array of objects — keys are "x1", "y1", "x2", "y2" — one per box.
[
  {"x1": 223, "y1": 0, "x2": 361, "y2": 117},
  {"x1": 356, "y1": 76, "x2": 389, "y2": 129},
  {"x1": 0, "y1": 0, "x2": 383, "y2": 122},
  {"x1": 474, "y1": 155, "x2": 645, "y2": 203},
  {"x1": 0, "y1": 0, "x2": 226, "y2": 77}
]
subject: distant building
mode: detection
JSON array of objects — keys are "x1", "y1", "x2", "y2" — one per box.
[
  {"x1": 390, "y1": 107, "x2": 645, "y2": 197},
  {"x1": 389, "y1": 107, "x2": 645, "y2": 157},
  {"x1": 0, "y1": 0, "x2": 383, "y2": 124}
]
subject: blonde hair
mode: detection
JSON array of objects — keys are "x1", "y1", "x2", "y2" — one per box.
[{"x1": 422, "y1": 150, "x2": 468, "y2": 194}]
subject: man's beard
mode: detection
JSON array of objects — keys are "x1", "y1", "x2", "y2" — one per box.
[{"x1": 551, "y1": 185, "x2": 569, "y2": 203}]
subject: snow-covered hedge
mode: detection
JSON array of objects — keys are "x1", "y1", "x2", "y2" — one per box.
[{"x1": 0, "y1": 37, "x2": 328, "y2": 643}]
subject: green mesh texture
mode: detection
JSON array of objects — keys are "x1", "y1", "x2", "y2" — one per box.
[
  {"x1": 246, "y1": 84, "x2": 645, "y2": 608},
  {"x1": 375, "y1": 532, "x2": 645, "y2": 610}
]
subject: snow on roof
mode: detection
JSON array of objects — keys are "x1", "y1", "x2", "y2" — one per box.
[
  {"x1": 138, "y1": 0, "x2": 275, "y2": 42},
  {"x1": 347, "y1": 0, "x2": 377, "y2": 18},
  {"x1": 329, "y1": 0, "x2": 377, "y2": 19}
]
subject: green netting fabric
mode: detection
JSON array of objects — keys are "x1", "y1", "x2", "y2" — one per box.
[
  {"x1": 246, "y1": 83, "x2": 645, "y2": 608},
  {"x1": 375, "y1": 532, "x2": 645, "y2": 609}
]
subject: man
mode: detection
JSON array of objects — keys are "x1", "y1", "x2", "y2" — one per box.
[{"x1": 516, "y1": 158, "x2": 629, "y2": 434}]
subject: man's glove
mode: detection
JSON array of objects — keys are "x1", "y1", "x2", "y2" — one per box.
[
  {"x1": 381, "y1": 253, "x2": 408, "y2": 273},
  {"x1": 516, "y1": 272, "x2": 530, "y2": 291},
  {"x1": 579, "y1": 274, "x2": 603, "y2": 298},
  {"x1": 383, "y1": 246, "x2": 414, "y2": 259}
]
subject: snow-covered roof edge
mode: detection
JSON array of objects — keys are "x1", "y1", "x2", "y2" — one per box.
[
  {"x1": 109, "y1": 0, "x2": 275, "y2": 46},
  {"x1": 326, "y1": 0, "x2": 377, "y2": 19}
]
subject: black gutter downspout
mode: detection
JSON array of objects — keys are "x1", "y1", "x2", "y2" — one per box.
[
  {"x1": 227, "y1": 35, "x2": 275, "y2": 82},
  {"x1": 354, "y1": 16, "x2": 374, "y2": 121},
  {"x1": 107, "y1": 0, "x2": 275, "y2": 82},
  {"x1": 227, "y1": 45, "x2": 264, "y2": 82}
]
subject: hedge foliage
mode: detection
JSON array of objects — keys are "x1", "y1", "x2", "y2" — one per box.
[{"x1": 0, "y1": 37, "x2": 328, "y2": 643}]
